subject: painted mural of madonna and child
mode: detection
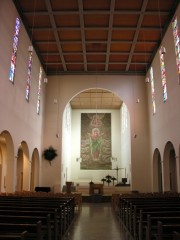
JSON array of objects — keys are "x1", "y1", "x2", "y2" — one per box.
[{"x1": 80, "y1": 113, "x2": 112, "y2": 170}]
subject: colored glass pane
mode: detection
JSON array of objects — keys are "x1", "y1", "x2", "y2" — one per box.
[
  {"x1": 9, "y1": 17, "x2": 20, "y2": 83},
  {"x1": 159, "y1": 47, "x2": 167, "y2": 102},
  {"x1": 25, "y1": 51, "x2": 33, "y2": 101},
  {"x1": 37, "y1": 67, "x2": 42, "y2": 114},
  {"x1": 172, "y1": 16, "x2": 180, "y2": 82}
]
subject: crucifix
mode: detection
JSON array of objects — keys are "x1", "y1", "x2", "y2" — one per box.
[{"x1": 113, "y1": 166, "x2": 124, "y2": 184}]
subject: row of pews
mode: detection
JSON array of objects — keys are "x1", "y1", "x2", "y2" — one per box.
[
  {"x1": 0, "y1": 191, "x2": 82, "y2": 240},
  {"x1": 114, "y1": 192, "x2": 180, "y2": 240}
]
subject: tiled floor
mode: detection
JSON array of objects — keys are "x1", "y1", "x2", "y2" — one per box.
[{"x1": 64, "y1": 202, "x2": 129, "y2": 240}]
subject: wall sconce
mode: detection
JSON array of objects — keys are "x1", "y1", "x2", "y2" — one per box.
[
  {"x1": 161, "y1": 46, "x2": 166, "y2": 54},
  {"x1": 133, "y1": 133, "x2": 137, "y2": 138},
  {"x1": 145, "y1": 77, "x2": 150, "y2": 83},
  {"x1": 44, "y1": 78, "x2": 48, "y2": 83},
  {"x1": 28, "y1": 45, "x2": 33, "y2": 52},
  {"x1": 76, "y1": 157, "x2": 82, "y2": 162}
]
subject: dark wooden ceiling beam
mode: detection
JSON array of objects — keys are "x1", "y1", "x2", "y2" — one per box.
[
  {"x1": 24, "y1": 10, "x2": 169, "y2": 16},
  {"x1": 47, "y1": 70, "x2": 145, "y2": 76},
  {"x1": 78, "y1": 0, "x2": 87, "y2": 71},
  {"x1": 30, "y1": 26, "x2": 163, "y2": 31},
  {"x1": 45, "y1": 0, "x2": 66, "y2": 71},
  {"x1": 126, "y1": 0, "x2": 149, "y2": 71},
  {"x1": 45, "y1": 62, "x2": 148, "y2": 65},
  {"x1": 36, "y1": 40, "x2": 157, "y2": 44},
  {"x1": 105, "y1": 0, "x2": 115, "y2": 71},
  {"x1": 41, "y1": 52, "x2": 152, "y2": 56}
]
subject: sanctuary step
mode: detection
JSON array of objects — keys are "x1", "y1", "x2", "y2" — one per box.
[
  {"x1": 76, "y1": 185, "x2": 131, "y2": 196},
  {"x1": 82, "y1": 194, "x2": 111, "y2": 203}
]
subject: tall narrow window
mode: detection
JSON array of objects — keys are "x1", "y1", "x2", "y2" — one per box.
[
  {"x1": 150, "y1": 67, "x2": 156, "y2": 115},
  {"x1": 25, "y1": 49, "x2": 33, "y2": 101},
  {"x1": 9, "y1": 17, "x2": 20, "y2": 83},
  {"x1": 37, "y1": 67, "x2": 42, "y2": 114},
  {"x1": 122, "y1": 103, "x2": 128, "y2": 133},
  {"x1": 159, "y1": 46, "x2": 167, "y2": 102},
  {"x1": 172, "y1": 16, "x2": 180, "y2": 83}
]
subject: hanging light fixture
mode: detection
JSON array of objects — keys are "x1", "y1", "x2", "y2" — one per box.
[
  {"x1": 132, "y1": 55, "x2": 138, "y2": 139},
  {"x1": 158, "y1": 0, "x2": 166, "y2": 54},
  {"x1": 142, "y1": 27, "x2": 150, "y2": 84},
  {"x1": 160, "y1": 46, "x2": 166, "y2": 55},
  {"x1": 44, "y1": 77, "x2": 48, "y2": 83},
  {"x1": 145, "y1": 77, "x2": 150, "y2": 83},
  {"x1": 29, "y1": 0, "x2": 37, "y2": 53},
  {"x1": 28, "y1": 45, "x2": 33, "y2": 52},
  {"x1": 94, "y1": 66, "x2": 99, "y2": 127}
]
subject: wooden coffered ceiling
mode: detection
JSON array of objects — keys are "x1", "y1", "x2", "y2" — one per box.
[
  {"x1": 70, "y1": 89, "x2": 122, "y2": 109},
  {"x1": 13, "y1": 0, "x2": 179, "y2": 76}
]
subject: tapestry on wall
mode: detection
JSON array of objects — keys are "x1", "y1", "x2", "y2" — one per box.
[{"x1": 80, "y1": 113, "x2": 112, "y2": 170}]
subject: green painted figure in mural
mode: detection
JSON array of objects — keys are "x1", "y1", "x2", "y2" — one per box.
[{"x1": 88, "y1": 128, "x2": 104, "y2": 161}]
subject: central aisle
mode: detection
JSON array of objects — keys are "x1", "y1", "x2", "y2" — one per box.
[{"x1": 64, "y1": 202, "x2": 128, "y2": 240}]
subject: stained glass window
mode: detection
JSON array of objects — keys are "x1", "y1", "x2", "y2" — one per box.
[
  {"x1": 25, "y1": 50, "x2": 33, "y2": 101},
  {"x1": 172, "y1": 16, "x2": 180, "y2": 83},
  {"x1": 150, "y1": 67, "x2": 156, "y2": 115},
  {"x1": 9, "y1": 17, "x2": 20, "y2": 83},
  {"x1": 159, "y1": 46, "x2": 167, "y2": 102},
  {"x1": 37, "y1": 67, "x2": 42, "y2": 114}
]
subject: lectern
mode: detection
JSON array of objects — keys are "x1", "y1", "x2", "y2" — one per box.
[
  {"x1": 66, "y1": 181, "x2": 72, "y2": 193},
  {"x1": 89, "y1": 183, "x2": 103, "y2": 195}
]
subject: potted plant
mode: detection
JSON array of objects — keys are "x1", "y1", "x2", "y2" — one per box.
[
  {"x1": 101, "y1": 178, "x2": 106, "y2": 185},
  {"x1": 42, "y1": 146, "x2": 58, "y2": 165},
  {"x1": 105, "y1": 175, "x2": 112, "y2": 186},
  {"x1": 111, "y1": 176, "x2": 117, "y2": 186}
]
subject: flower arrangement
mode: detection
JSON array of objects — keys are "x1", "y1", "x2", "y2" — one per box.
[
  {"x1": 101, "y1": 175, "x2": 117, "y2": 186},
  {"x1": 42, "y1": 146, "x2": 58, "y2": 165}
]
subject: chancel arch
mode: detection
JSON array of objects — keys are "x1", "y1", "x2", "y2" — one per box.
[{"x1": 61, "y1": 88, "x2": 131, "y2": 191}]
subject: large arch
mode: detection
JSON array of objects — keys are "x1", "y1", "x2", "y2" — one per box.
[
  {"x1": 163, "y1": 141, "x2": 177, "y2": 192},
  {"x1": 30, "y1": 148, "x2": 40, "y2": 191},
  {"x1": 0, "y1": 130, "x2": 15, "y2": 192},
  {"x1": 152, "y1": 148, "x2": 162, "y2": 192},
  {"x1": 61, "y1": 88, "x2": 131, "y2": 189},
  {"x1": 16, "y1": 141, "x2": 30, "y2": 192}
]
